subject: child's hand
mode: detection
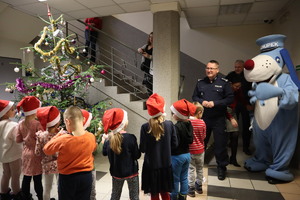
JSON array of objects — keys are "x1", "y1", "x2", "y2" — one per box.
[
  {"x1": 230, "y1": 118, "x2": 238, "y2": 128},
  {"x1": 101, "y1": 134, "x2": 108, "y2": 144},
  {"x1": 55, "y1": 128, "x2": 67, "y2": 137}
]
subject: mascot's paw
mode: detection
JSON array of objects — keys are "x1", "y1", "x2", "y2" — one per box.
[
  {"x1": 249, "y1": 94, "x2": 258, "y2": 105},
  {"x1": 248, "y1": 90, "x2": 265, "y2": 105},
  {"x1": 265, "y1": 168, "x2": 294, "y2": 182},
  {"x1": 244, "y1": 158, "x2": 268, "y2": 172},
  {"x1": 244, "y1": 165, "x2": 252, "y2": 171},
  {"x1": 265, "y1": 176, "x2": 290, "y2": 184},
  {"x1": 248, "y1": 83, "x2": 284, "y2": 101}
]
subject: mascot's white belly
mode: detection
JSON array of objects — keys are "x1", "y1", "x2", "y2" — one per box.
[{"x1": 255, "y1": 96, "x2": 279, "y2": 130}]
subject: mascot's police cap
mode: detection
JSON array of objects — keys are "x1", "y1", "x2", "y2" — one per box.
[{"x1": 256, "y1": 34, "x2": 286, "y2": 52}]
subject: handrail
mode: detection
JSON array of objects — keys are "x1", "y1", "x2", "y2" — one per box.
[
  {"x1": 65, "y1": 21, "x2": 152, "y2": 98},
  {"x1": 77, "y1": 19, "x2": 138, "y2": 53},
  {"x1": 90, "y1": 84, "x2": 148, "y2": 121},
  {"x1": 65, "y1": 19, "x2": 185, "y2": 102}
]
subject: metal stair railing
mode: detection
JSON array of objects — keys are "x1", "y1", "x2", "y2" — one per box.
[
  {"x1": 64, "y1": 19, "x2": 185, "y2": 101},
  {"x1": 65, "y1": 20, "x2": 150, "y2": 101}
]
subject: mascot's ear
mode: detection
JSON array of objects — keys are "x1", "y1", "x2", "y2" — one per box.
[{"x1": 280, "y1": 48, "x2": 300, "y2": 91}]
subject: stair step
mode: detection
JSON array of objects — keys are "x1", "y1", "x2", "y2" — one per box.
[
  {"x1": 130, "y1": 92, "x2": 149, "y2": 101},
  {"x1": 117, "y1": 84, "x2": 135, "y2": 93}
]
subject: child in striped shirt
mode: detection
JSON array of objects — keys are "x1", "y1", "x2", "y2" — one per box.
[{"x1": 188, "y1": 102, "x2": 206, "y2": 197}]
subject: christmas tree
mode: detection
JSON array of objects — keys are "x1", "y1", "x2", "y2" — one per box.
[{"x1": 4, "y1": 6, "x2": 110, "y2": 139}]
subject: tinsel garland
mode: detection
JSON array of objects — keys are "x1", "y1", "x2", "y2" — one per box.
[{"x1": 16, "y1": 75, "x2": 92, "y2": 94}]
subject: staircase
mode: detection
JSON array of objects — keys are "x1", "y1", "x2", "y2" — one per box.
[{"x1": 63, "y1": 19, "x2": 151, "y2": 135}]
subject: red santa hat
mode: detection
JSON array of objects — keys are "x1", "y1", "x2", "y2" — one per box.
[
  {"x1": 0, "y1": 100, "x2": 14, "y2": 118},
  {"x1": 146, "y1": 93, "x2": 166, "y2": 118},
  {"x1": 37, "y1": 106, "x2": 61, "y2": 131},
  {"x1": 17, "y1": 96, "x2": 41, "y2": 116},
  {"x1": 81, "y1": 109, "x2": 92, "y2": 130},
  {"x1": 102, "y1": 108, "x2": 128, "y2": 134},
  {"x1": 170, "y1": 99, "x2": 196, "y2": 120}
]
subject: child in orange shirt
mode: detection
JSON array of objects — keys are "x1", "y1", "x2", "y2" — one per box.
[{"x1": 43, "y1": 106, "x2": 97, "y2": 200}]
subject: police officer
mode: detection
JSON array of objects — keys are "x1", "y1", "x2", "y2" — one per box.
[{"x1": 192, "y1": 60, "x2": 234, "y2": 180}]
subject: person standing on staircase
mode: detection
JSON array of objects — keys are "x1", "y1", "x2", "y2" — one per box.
[
  {"x1": 138, "y1": 32, "x2": 153, "y2": 96},
  {"x1": 84, "y1": 17, "x2": 102, "y2": 63}
]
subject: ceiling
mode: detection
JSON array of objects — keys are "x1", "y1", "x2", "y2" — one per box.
[{"x1": 0, "y1": 0, "x2": 294, "y2": 28}]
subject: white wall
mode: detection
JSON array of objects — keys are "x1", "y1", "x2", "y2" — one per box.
[
  {"x1": 114, "y1": 12, "x2": 279, "y2": 74},
  {"x1": 0, "y1": 37, "x2": 27, "y2": 59},
  {"x1": 273, "y1": 0, "x2": 300, "y2": 66},
  {"x1": 0, "y1": 1, "x2": 46, "y2": 60}
]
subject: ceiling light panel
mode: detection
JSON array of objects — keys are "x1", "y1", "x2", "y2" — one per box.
[
  {"x1": 185, "y1": 0, "x2": 219, "y2": 7},
  {"x1": 219, "y1": 3, "x2": 252, "y2": 15}
]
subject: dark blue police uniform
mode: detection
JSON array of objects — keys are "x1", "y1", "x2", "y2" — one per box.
[{"x1": 192, "y1": 75, "x2": 234, "y2": 168}]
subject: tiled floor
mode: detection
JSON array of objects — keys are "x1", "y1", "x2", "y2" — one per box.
[{"x1": 2, "y1": 144, "x2": 300, "y2": 200}]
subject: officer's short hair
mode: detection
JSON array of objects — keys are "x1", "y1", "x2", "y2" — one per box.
[
  {"x1": 209, "y1": 60, "x2": 219, "y2": 66},
  {"x1": 235, "y1": 60, "x2": 244, "y2": 65}
]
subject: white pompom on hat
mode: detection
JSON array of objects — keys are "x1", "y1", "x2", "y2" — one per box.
[
  {"x1": 0, "y1": 100, "x2": 14, "y2": 118},
  {"x1": 146, "y1": 93, "x2": 166, "y2": 118},
  {"x1": 81, "y1": 109, "x2": 92, "y2": 130},
  {"x1": 102, "y1": 108, "x2": 128, "y2": 134},
  {"x1": 37, "y1": 106, "x2": 61, "y2": 131},
  {"x1": 17, "y1": 96, "x2": 41, "y2": 116},
  {"x1": 170, "y1": 99, "x2": 196, "y2": 120}
]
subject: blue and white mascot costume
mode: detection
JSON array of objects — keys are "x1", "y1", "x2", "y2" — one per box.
[{"x1": 243, "y1": 34, "x2": 300, "y2": 184}]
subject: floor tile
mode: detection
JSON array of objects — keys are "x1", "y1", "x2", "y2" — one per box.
[
  {"x1": 208, "y1": 175, "x2": 231, "y2": 187},
  {"x1": 229, "y1": 178, "x2": 253, "y2": 189},
  {"x1": 281, "y1": 192, "x2": 300, "y2": 200},
  {"x1": 276, "y1": 182, "x2": 300, "y2": 194},
  {"x1": 207, "y1": 185, "x2": 235, "y2": 199},
  {"x1": 208, "y1": 186, "x2": 284, "y2": 200},
  {"x1": 252, "y1": 180, "x2": 279, "y2": 192},
  {"x1": 96, "y1": 171, "x2": 107, "y2": 180},
  {"x1": 207, "y1": 197, "x2": 233, "y2": 200}
]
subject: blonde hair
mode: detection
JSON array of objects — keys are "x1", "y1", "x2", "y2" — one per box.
[
  {"x1": 193, "y1": 102, "x2": 204, "y2": 119},
  {"x1": 63, "y1": 106, "x2": 83, "y2": 123},
  {"x1": 148, "y1": 115, "x2": 164, "y2": 141},
  {"x1": 109, "y1": 132, "x2": 123, "y2": 155}
]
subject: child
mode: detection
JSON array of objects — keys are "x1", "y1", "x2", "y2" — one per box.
[
  {"x1": 187, "y1": 102, "x2": 206, "y2": 197},
  {"x1": 82, "y1": 109, "x2": 92, "y2": 130},
  {"x1": 226, "y1": 78, "x2": 243, "y2": 167},
  {"x1": 35, "y1": 106, "x2": 61, "y2": 200},
  {"x1": 16, "y1": 96, "x2": 43, "y2": 200},
  {"x1": 43, "y1": 106, "x2": 97, "y2": 200},
  {"x1": 170, "y1": 99, "x2": 194, "y2": 200},
  {"x1": 226, "y1": 107, "x2": 240, "y2": 167},
  {"x1": 102, "y1": 108, "x2": 141, "y2": 200},
  {"x1": 0, "y1": 100, "x2": 23, "y2": 200},
  {"x1": 140, "y1": 93, "x2": 178, "y2": 200},
  {"x1": 81, "y1": 109, "x2": 96, "y2": 200}
]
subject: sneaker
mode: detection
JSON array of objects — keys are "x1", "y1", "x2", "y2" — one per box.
[
  {"x1": 187, "y1": 186, "x2": 195, "y2": 197},
  {"x1": 195, "y1": 181, "x2": 203, "y2": 194}
]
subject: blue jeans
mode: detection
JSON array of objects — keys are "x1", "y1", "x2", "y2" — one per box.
[
  {"x1": 85, "y1": 29, "x2": 98, "y2": 62},
  {"x1": 171, "y1": 153, "x2": 191, "y2": 199}
]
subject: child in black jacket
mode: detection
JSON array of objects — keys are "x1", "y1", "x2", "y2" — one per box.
[{"x1": 102, "y1": 108, "x2": 141, "y2": 200}]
